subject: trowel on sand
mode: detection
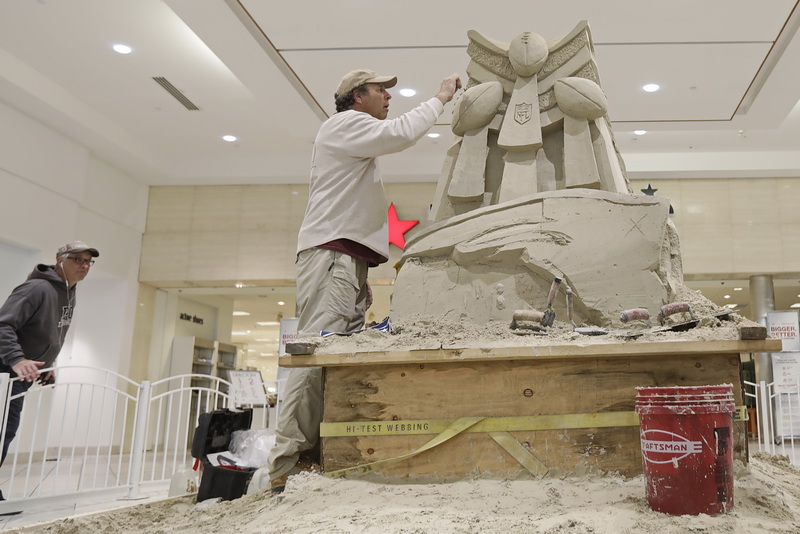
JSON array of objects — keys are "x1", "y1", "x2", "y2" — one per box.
[
  {"x1": 574, "y1": 303, "x2": 731, "y2": 337},
  {"x1": 540, "y1": 277, "x2": 562, "y2": 327}
]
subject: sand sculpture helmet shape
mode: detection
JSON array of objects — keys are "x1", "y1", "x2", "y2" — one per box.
[{"x1": 390, "y1": 22, "x2": 717, "y2": 329}]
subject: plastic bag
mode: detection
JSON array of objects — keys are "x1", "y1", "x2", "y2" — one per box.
[
  {"x1": 229, "y1": 429, "x2": 276, "y2": 468},
  {"x1": 168, "y1": 464, "x2": 199, "y2": 497}
]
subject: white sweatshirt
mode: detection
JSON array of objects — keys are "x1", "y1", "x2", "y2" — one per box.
[{"x1": 296, "y1": 97, "x2": 445, "y2": 261}]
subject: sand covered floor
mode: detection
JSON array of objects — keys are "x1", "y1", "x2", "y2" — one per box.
[{"x1": 21, "y1": 453, "x2": 800, "y2": 534}]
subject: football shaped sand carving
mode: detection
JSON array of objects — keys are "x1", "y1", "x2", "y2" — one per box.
[
  {"x1": 508, "y1": 32, "x2": 548, "y2": 77},
  {"x1": 554, "y1": 77, "x2": 608, "y2": 120},
  {"x1": 451, "y1": 81, "x2": 504, "y2": 136},
  {"x1": 391, "y1": 22, "x2": 719, "y2": 329}
]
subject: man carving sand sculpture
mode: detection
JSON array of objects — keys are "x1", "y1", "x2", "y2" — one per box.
[{"x1": 268, "y1": 69, "x2": 462, "y2": 492}]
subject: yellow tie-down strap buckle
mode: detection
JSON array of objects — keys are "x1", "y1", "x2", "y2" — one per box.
[{"x1": 321, "y1": 408, "x2": 747, "y2": 479}]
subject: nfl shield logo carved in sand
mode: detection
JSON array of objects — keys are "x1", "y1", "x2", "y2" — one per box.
[{"x1": 514, "y1": 102, "x2": 532, "y2": 124}]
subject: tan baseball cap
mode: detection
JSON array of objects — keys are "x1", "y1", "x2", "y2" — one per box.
[
  {"x1": 57, "y1": 240, "x2": 99, "y2": 257},
  {"x1": 335, "y1": 69, "x2": 397, "y2": 97}
]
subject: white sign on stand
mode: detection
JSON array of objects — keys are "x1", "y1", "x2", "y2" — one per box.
[
  {"x1": 768, "y1": 310, "x2": 800, "y2": 352},
  {"x1": 768, "y1": 310, "x2": 800, "y2": 439},
  {"x1": 227, "y1": 370, "x2": 267, "y2": 407},
  {"x1": 772, "y1": 353, "x2": 800, "y2": 394},
  {"x1": 768, "y1": 311, "x2": 800, "y2": 394}
]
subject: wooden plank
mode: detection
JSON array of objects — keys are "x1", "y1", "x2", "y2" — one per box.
[
  {"x1": 323, "y1": 427, "x2": 642, "y2": 480},
  {"x1": 323, "y1": 355, "x2": 742, "y2": 421},
  {"x1": 321, "y1": 351, "x2": 746, "y2": 480},
  {"x1": 281, "y1": 338, "x2": 782, "y2": 367}
]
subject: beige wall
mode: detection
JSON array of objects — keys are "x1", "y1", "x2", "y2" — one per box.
[
  {"x1": 140, "y1": 184, "x2": 306, "y2": 285},
  {"x1": 141, "y1": 178, "x2": 799, "y2": 287},
  {"x1": 629, "y1": 178, "x2": 800, "y2": 278}
]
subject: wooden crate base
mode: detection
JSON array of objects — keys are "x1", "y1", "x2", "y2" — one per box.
[{"x1": 278, "y1": 339, "x2": 780, "y2": 482}]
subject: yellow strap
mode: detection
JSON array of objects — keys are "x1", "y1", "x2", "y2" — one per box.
[
  {"x1": 321, "y1": 406, "x2": 748, "y2": 438},
  {"x1": 489, "y1": 431, "x2": 549, "y2": 478},
  {"x1": 324, "y1": 416, "x2": 485, "y2": 479},
  {"x1": 320, "y1": 411, "x2": 640, "y2": 438}
]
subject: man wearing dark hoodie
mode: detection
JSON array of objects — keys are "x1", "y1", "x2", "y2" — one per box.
[{"x1": 0, "y1": 241, "x2": 99, "y2": 478}]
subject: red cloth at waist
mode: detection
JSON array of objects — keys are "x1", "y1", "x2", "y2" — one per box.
[{"x1": 317, "y1": 239, "x2": 386, "y2": 267}]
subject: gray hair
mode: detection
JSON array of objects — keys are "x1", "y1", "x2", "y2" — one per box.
[{"x1": 335, "y1": 84, "x2": 369, "y2": 113}]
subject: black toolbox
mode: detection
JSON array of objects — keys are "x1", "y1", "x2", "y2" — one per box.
[{"x1": 191, "y1": 408, "x2": 256, "y2": 502}]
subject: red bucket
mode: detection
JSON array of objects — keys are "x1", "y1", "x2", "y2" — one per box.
[{"x1": 635, "y1": 384, "x2": 735, "y2": 516}]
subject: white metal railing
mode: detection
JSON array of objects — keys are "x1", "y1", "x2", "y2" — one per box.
[
  {"x1": 0, "y1": 367, "x2": 277, "y2": 512},
  {"x1": 746, "y1": 377, "x2": 800, "y2": 465}
]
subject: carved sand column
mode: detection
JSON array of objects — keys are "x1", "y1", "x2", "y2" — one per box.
[
  {"x1": 554, "y1": 77, "x2": 603, "y2": 189},
  {"x1": 592, "y1": 113, "x2": 629, "y2": 194},
  {"x1": 447, "y1": 82, "x2": 504, "y2": 204},
  {"x1": 496, "y1": 32, "x2": 549, "y2": 203},
  {"x1": 554, "y1": 77, "x2": 627, "y2": 193}
]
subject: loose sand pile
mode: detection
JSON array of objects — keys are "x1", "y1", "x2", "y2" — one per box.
[
  {"x1": 23, "y1": 453, "x2": 800, "y2": 534},
  {"x1": 313, "y1": 303, "x2": 755, "y2": 356}
]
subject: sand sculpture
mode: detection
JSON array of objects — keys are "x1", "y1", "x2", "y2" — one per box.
[{"x1": 391, "y1": 21, "x2": 706, "y2": 328}]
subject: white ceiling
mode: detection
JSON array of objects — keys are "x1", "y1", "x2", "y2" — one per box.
[
  {"x1": 2, "y1": 0, "x2": 799, "y2": 353},
  {"x1": 2, "y1": 0, "x2": 800, "y2": 185}
]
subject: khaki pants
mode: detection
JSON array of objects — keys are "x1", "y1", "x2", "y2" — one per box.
[{"x1": 268, "y1": 248, "x2": 368, "y2": 479}]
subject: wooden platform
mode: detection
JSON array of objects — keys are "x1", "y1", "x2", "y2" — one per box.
[{"x1": 279, "y1": 338, "x2": 781, "y2": 482}]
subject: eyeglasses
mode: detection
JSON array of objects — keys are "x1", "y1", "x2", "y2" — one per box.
[{"x1": 67, "y1": 256, "x2": 95, "y2": 267}]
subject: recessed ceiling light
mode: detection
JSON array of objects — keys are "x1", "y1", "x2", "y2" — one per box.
[
  {"x1": 112, "y1": 44, "x2": 132, "y2": 55},
  {"x1": 791, "y1": 303, "x2": 800, "y2": 309},
  {"x1": 399, "y1": 88, "x2": 417, "y2": 97},
  {"x1": 724, "y1": 304, "x2": 738, "y2": 309},
  {"x1": 642, "y1": 83, "x2": 660, "y2": 93},
  {"x1": 427, "y1": 133, "x2": 440, "y2": 138},
  {"x1": 232, "y1": 330, "x2": 251, "y2": 335},
  {"x1": 277, "y1": 301, "x2": 285, "y2": 306},
  {"x1": 734, "y1": 287, "x2": 743, "y2": 291},
  {"x1": 260, "y1": 353, "x2": 275, "y2": 357},
  {"x1": 634, "y1": 130, "x2": 647, "y2": 136},
  {"x1": 256, "y1": 321, "x2": 280, "y2": 326},
  {"x1": 222, "y1": 135, "x2": 237, "y2": 142},
  {"x1": 232, "y1": 311, "x2": 250, "y2": 316},
  {"x1": 723, "y1": 295, "x2": 731, "y2": 299}
]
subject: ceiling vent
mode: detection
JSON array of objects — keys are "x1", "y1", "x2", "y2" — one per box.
[{"x1": 152, "y1": 77, "x2": 199, "y2": 111}]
